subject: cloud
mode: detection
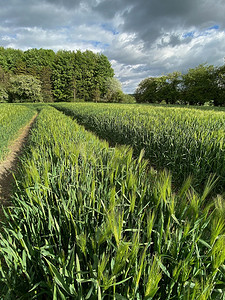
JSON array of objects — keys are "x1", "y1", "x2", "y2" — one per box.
[{"x1": 0, "y1": 0, "x2": 225, "y2": 93}]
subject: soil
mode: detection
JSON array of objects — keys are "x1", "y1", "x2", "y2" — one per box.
[{"x1": 0, "y1": 114, "x2": 37, "y2": 214}]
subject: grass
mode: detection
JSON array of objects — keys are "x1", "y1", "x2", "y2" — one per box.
[{"x1": 0, "y1": 106, "x2": 224, "y2": 299}]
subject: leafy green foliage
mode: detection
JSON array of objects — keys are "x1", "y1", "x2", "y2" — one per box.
[
  {"x1": 135, "y1": 77, "x2": 161, "y2": 103},
  {"x1": 0, "y1": 47, "x2": 24, "y2": 73},
  {"x1": 8, "y1": 75, "x2": 43, "y2": 103},
  {"x1": 0, "y1": 85, "x2": 8, "y2": 102},
  {"x1": 135, "y1": 64, "x2": 225, "y2": 106},
  {"x1": 181, "y1": 64, "x2": 216, "y2": 105},
  {"x1": 39, "y1": 67, "x2": 54, "y2": 102},
  {"x1": 51, "y1": 50, "x2": 75, "y2": 102},
  {"x1": 102, "y1": 77, "x2": 135, "y2": 103},
  {"x1": 104, "y1": 77, "x2": 122, "y2": 101},
  {"x1": 0, "y1": 47, "x2": 115, "y2": 103},
  {"x1": 0, "y1": 66, "x2": 10, "y2": 102}
]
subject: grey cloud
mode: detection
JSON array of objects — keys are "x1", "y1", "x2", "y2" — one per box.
[
  {"x1": 94, "y1": 0, "x2": 225, "y2": 49},
  {"x1": 120, "y1": 0, "x2": 225, "y2": 47},
  {"x1": 43, "y1": 0, "x2": 81, "y2": 8},
  {"x1": 0, "y1": 0, "x2": 97, "y2": 30},
  {"x1": 0, "y1": 0, "x2": 225, "y2": 93},
  {"x1": 157, "y1": 33, "x2": 193, "y2": 49},
  {"x1": 0, "y1": 1, "x2": 69, "y2": 29},
  {"x1": 93, "y1": 0, "x2": 130, "y2": 19}
]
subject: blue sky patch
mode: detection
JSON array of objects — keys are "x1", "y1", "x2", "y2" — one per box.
[
  {"x1": 89, "y1": 40, "x2": 110, "y2": 49},
  {"x1": 183, "y1": 25, "x2": 219, "y2": 39},
  {"x1": 182, "y1": 31, "x2": 195, "y2": 38},
  {"x1": 208, "y1": 25, "x2": 219, "y2": 30},
  {"x1": 101, "y1": 23, "x2": 119, "y2": 35}
]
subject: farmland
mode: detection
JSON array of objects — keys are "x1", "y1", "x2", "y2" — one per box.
[
  {"x1": 53, "y1": 102, "x2": 225, "y2": 193},
  {"x1": 0, "y1": 103, "x2": 224, "y2": 299},
  {"x1": 0, "y1": 104, "x2": 36, "y2": 161}
]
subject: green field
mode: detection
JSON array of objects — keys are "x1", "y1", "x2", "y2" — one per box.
[
  {"x1": 53, "y1": 102, "x2": 225, "y2": 193},
  {"x1": 0, "y1": 104, "x2": 224, "y2": 299},
  {"x1": 0, "y1": 103, "x2": 36, "y2": 161}
]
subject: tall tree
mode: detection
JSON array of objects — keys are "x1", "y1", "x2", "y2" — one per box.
[
  {"x1": 14, "y1": 59, "x2": 27, "y2": 75},
  {"x1": 0, "y1": 85, "x2": 8, "y2": 102},
  {"x1": 24, "y1": 48, "x2": 55, "y2": 74},
  {"x1": 164, "y1": 72, "x2": 182, "y2": 104},
  {"x1": 0, "y1": 47, "x2": 115, "y2": 103},
  {"x1": 0, "y1": 66, "x2": 9, "y2": 86},
  {"x1": 214, "y1": 65, "x2": 225, "y2": 106},
  {"x1": 0, "y1": 66, "x2": 9, "y2": 102},
  {"x1": 135, "y1": 77, "x2": 160, "y2": 103},
  {"x1": 0, "y1": 47, "x2": 24, "y2": 73},
  {"x1": 181, "y1": 64, "x2": 216, "y2": 105},
  {"x1": 135, "y1": 64, "x2": 225, "y2": 106},
  {"x1": 52, "y1": 50, "x2": 75, "y2": 102},
  {"x1": 39, "y1": 67, "x2": 53, "y2": 102},
  {"x1": 94, "y1": 53, "x2": 114, "y2": 98}
]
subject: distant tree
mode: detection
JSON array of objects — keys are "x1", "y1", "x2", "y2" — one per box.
[
  {"x1": 181, "y1": 64, "x2": 215, "y2": 105},
  {"x1": 73, "y1": 50, "x2": 114, "y2": 101},
  {"x1": 77, "y1": 50, "x2": 96, "y2": 101},
  {"x1": 0, "y1": 66, "x2": 9, "y2": 87},
  {"x1": 0, "y1": 85, "x2": 8, "y2": 102},
  {"x1": 164, "y1": 71, "x2": 182, "y2": 104},
  {"x1": 39, "y1": 67, "x2": 53, "y2": 102},
  {"x1": 104, "y1": 77, "x2": 124, "y2": 102},
  {"x1": 9, "y1": 75, "x2": 43, "y2": 103},
  {"x1": 14, "y1": 59, "x2": 27, "y2": 75},
  {"x1": 94, "y1": 53, "x2": 114, "y2": 97},
  {"x1": 24, "y1": 48, "x2": 55, "y2": 74},
  {"x1": 103, "y1": 78, "x2": 134, "y2": 103},
  {"x1": 135, "y1": 77, "x2": 160, "y2": 103},
  {"x1": 0, "y1": 47, "x2": 24, "y2": 73},
  {"x1": 0, "y1": 47, "x2": 115, "y2": 103},
  {"x1": 0, "y1": 66, "x2": 10, "y2": 102},
  {"x1": 51, "y1": 50, "x2": 75, "y2": 102},
  {"x1": 0, "y1": 47, "x2": 8, "y2": 71},
  {"x1": 214, "y1": 65, "x2": 225, "y2": 106},
  {"x1": 135, "y1": 65, "x2": 223, "y2": 106},
  {"x1": 154, "y1": 76, "x2": 168, "y2": 102},
  {"x1": 93, "y1": 84, "x2": 101, "y2": 102}
]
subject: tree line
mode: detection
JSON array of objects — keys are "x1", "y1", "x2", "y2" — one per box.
[
  {"x1": 135, "y1": 64, "x2": 225, "y2": 106},
  {"x1": 0, "y1": 47, "x2": 132, "y2": 103}
]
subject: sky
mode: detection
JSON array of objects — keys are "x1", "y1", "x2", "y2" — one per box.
[{"x1": 0, "y1": 0, "x2": 225, "y2": 93}]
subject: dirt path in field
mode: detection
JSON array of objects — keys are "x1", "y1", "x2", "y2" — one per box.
[{"x1": 0, "y1": 114, "x2": 37, "y2": 213}]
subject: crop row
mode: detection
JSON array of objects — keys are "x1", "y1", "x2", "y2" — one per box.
[
  {"x1": 0, "y1": 107, "x2": 224, "y2": 299},
  {"x1": 0, "y1": 103, "x2": 36, "y2": 161},
  {"x1": 53, "y1": 103, "x2": 225, "y2": 193}
]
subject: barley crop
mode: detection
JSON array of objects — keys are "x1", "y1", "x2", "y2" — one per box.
[
  {"x1": 0, "y1": 107, "x2": 224, "y2": 299},
  {"x1": 53, "y1": 102, "x2": 225, "y2": 193}
]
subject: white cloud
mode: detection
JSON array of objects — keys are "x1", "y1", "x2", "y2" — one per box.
[{"x1": 0, "y1": 0, "x2": 225, "y2": 93}]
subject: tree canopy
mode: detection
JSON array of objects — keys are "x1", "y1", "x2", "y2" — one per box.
[
  {"x1": 0, "y1": 47, "x2": 115, "y2": 103},
  {"x1": 135, "y1": 64, "x2": 225, "y2": 106}
]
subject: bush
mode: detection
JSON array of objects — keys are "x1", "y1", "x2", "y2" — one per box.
[
  {"x1": 121, "y1": 94, "x2": 136, "y2": 103},
  {"x1": 9, "y1": 75, "x2": 43, "y2": 103}
]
